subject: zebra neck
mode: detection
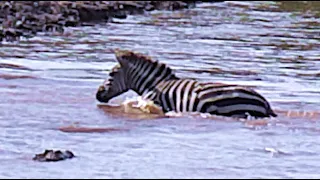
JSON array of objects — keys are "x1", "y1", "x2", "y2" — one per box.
[{"x1": 128, "y1": 63, "x2": 179, "y2": 96}]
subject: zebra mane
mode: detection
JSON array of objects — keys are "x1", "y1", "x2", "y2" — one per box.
[
  {"x1": 114, "y1": 48, "x2": 178, "y2": 79},
  {"x1": 114, "y1": 49, "x2": 155, "y2": 67}
]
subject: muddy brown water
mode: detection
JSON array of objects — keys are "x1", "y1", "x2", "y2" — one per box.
[{"x1": 0, "y1": 1, "x2": 319, "y2": 178}]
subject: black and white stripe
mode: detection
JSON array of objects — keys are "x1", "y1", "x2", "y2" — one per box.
[{"x1": 96, "y1": 49, "x2": 277, "y2": 118}]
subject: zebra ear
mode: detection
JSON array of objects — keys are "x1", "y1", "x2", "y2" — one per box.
[
  {"x1": 114, "y1": 49, "x2": 131, "y2": 66},
  {"x1": 114, "y1": 49, "x2": 154, "y2": 67}
]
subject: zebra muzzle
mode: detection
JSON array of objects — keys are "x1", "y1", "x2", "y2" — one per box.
[{"x1": 96, "y1": 85, "x2": 110, "y2": 103}]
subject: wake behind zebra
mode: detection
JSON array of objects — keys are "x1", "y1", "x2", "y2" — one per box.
[{"x1": 96, "y1": 49, "x2": 277, "y2": 119}]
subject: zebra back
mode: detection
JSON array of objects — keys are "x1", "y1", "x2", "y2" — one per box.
[{"x1": 194, "y1": 82, "x2": 277, "y2": 118}]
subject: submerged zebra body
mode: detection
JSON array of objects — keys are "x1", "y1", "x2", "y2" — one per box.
[{"x1": 96, "y1": 49, "x2": 277, "y2": 118}]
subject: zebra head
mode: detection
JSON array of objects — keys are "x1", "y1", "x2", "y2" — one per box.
[
  {"x1": 96, "y1": 64, "x2": 129, "y2": 103},
  {"x1": 113, "y1": 49, "x2": 179, "y2": 94},
  {"x1": 96, "y1": 49, "x2": 178, "y2": 103}
]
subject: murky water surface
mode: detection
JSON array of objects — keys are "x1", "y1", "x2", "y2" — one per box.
[{"x1": 0, "y1": 1, "x2": 319, "y2": 178}]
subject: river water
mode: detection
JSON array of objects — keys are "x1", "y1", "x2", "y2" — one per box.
[{"x1": 0, "y1": 1, "x2": 319, "y2": 178}]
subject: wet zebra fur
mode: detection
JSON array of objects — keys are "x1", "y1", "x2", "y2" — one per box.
[{"x1": 96, "y1": 49, "x2": 277, "y2": 118}]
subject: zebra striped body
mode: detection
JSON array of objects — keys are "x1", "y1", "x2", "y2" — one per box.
[
  {"x1": 96, "y1": 49, "x2": 277, "y2": 118},
  {"x1": 145, "y1": 79, "x2": 276, "y2": 118}
]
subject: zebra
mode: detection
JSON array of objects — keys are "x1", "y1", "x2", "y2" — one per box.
[{"x1": 96, "y1": 49, "x2": 277, "y2": 118}]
